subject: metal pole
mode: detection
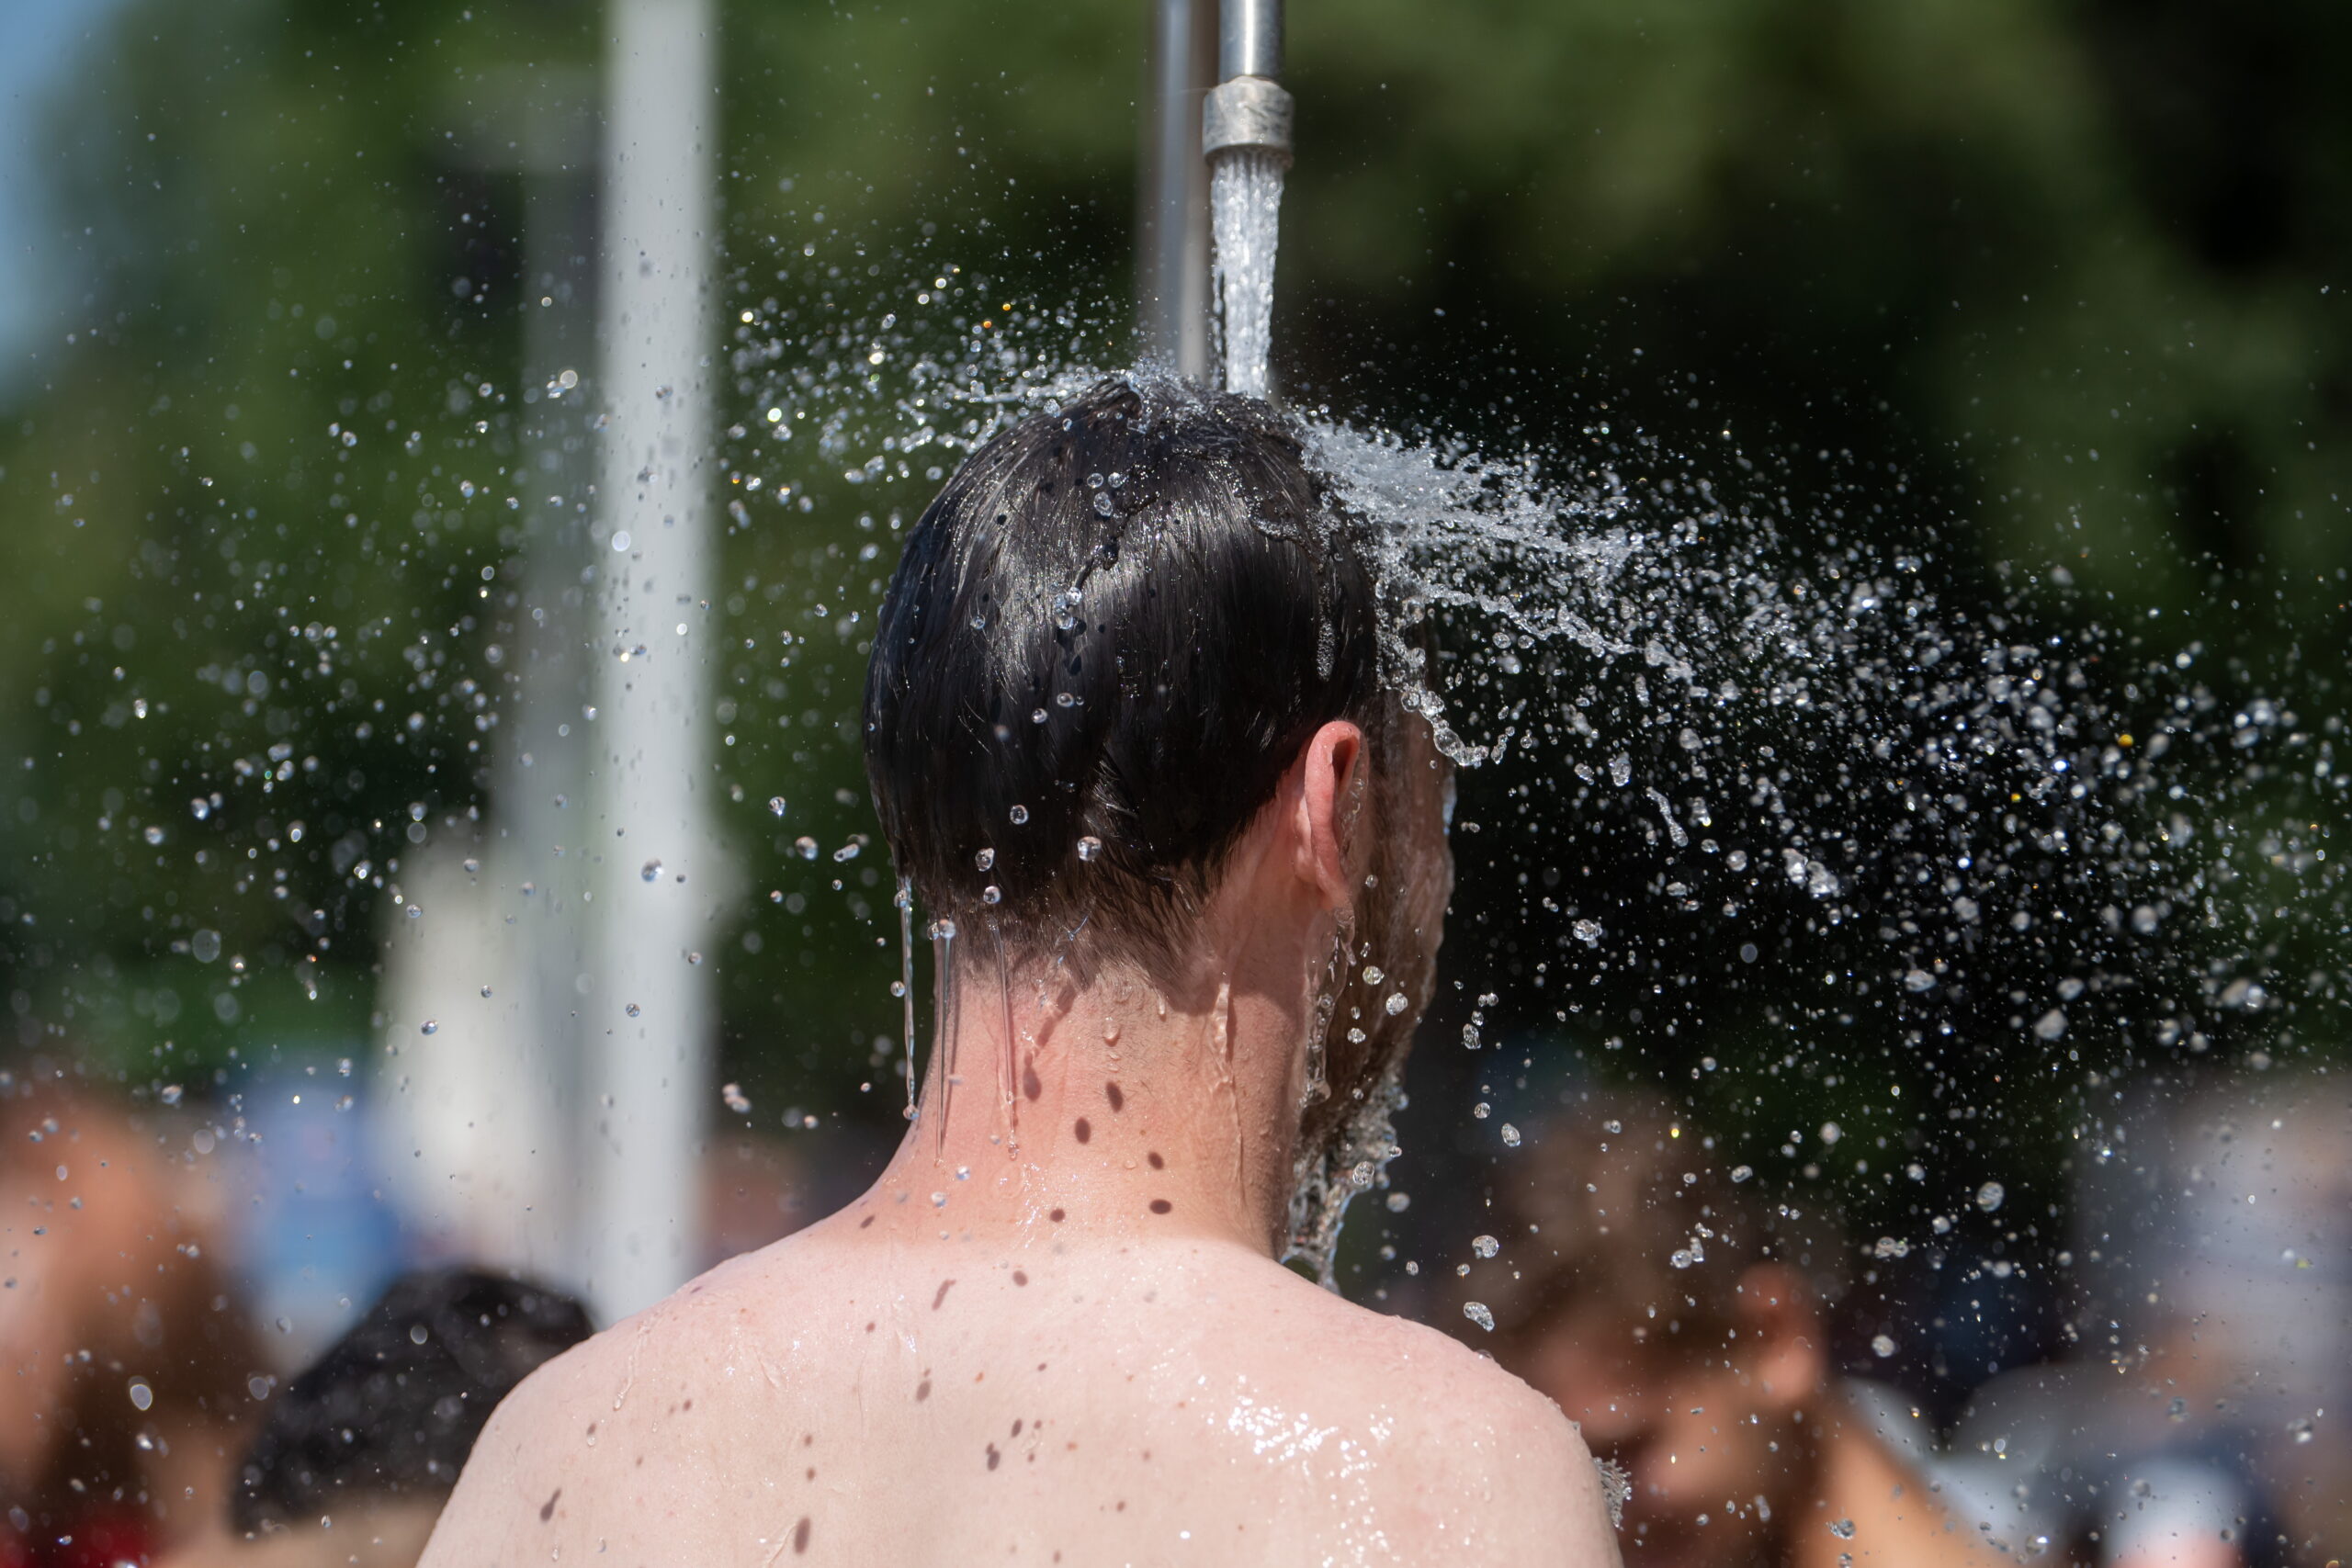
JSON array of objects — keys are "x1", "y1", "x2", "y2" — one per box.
[
  {"x1": 1218, "y1": 0, "x2": 1283, "y2": 80},
  {"x1": 501, "y1": 72, "x2": 600, "y2": 1284},
  {"x1": 1203, "y1": 0, "x2": 1293, "y2": 165},
  {"x1": 1139, "y1": 0, "x2": 1214, "y2": 380},
  {"x1": 379, "y1": 70, "x2": 598, "y2": 1291},
  {"x1": 582, "y1": 0, "x2": 719, "y2": 1322}
]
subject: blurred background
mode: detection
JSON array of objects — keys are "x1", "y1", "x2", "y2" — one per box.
[{"x1": 0, "y1": 0, "x2": 2346, "y2": 1563}]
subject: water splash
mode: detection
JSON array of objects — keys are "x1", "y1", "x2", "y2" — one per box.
[
  {"x1": 1211, "y1": 149, "x2": 1285, "y2": 398},
  {"x1": 719, "y1": 250, "x2": 2344, "y2": 1281}
]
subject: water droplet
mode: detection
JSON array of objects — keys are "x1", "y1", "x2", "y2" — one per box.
[
  {"x1": 1572, "y1": 919, "x2": 1602, "y2": 946},
  {"x1": 1498, "y1": 1122, "x2": 1521, "y2": 1148},
  {"x1": 143, "y1": 825, "x2": 164, "y2": 846},
  {"x1": 1830, "y1": 1519, "x2": 1856, "y2": 1540},
  {"x1": 1471, "y1": 1235, "x2": 1498, "y2": 1258},
  {"x1": 191, "y1": 929, "x2": 221, "y2": 964},
  {"x1": 1730, "y1": 1164, "x2": 1754, "y2": 1183},
  {"x1": 2032, "y1": 1008, "x2": 2068, "y2": 1041},
  {"x1": 975, "y1": 847, "x2": 995, "y2": 872},
  {"x1": 480, "y1": 985, "x2": 493, "y2": 998},
  {"x1": 1384, "y1": 992, "x2": 1409, "y2": 1016},
  {"x1": 128, "y1": 1380, "x2": 153, "y2": 1411},
  {"x1": 1871, "y1": 1334, "x2": 1897, "y2": 1359},
  {"x1": 981, "y1": 885, "x2": 1001, "y2": 905},
  {"x1": 420, "y1": 1020, "x2": 439, "y2": 1035},
  {"x1": 1975, "y1": 1180, "x2": 2006, "y2": 1213},
  {"x1": 794, "y1": 836, "x2": 819, "y2": 859},
  {"x1": 722, "y1": 1083, "x2": 752, "y2": 1114},
  {"x1": 1076, "y1": 835, "x2": 1102, "y2": 862},
  {"x1": 767, "y1": 796, "x2": 787, "y2": 817},
  {"x1": 610, "y1": 530, "x2": 632, "y2": 552},
  {"x1": 1463, "y1": 1302, "x2": 1495, "y2": 1333},
  {"x1": 641, "y1": 859, "x2": 663, "y2": 882},
  {"x1": 1009, "y1": 805, "x2": 1029, "y2": 825},
  {"x1": 626, "y1": 1002, "x2": 641, "y2": 1018},
  {"x1": 1608, "y1": 753, "x2": 1632, "y2": 787},
  {"x1": 1032, "y1": 707, "x2": 1048, "y2": 724}
]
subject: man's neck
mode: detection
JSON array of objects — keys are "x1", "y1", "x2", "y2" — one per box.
[{"x1": 860, "y1": 948, "x2": 1311, "y2": 1258}]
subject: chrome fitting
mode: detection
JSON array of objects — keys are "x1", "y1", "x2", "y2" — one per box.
[{"x1": 1202, "y1": 74, "x2": 1294, "y2": 164}]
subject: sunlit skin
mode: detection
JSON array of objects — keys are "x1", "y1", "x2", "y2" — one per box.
[
  {"x1": 424, "y1": 720, "x2": 1622, "y2": 1567},
  {"x1": 1518, "y1": 1264, "x2": 2003, "y2": 1568}
]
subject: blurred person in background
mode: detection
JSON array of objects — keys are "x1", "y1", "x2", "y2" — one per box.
[
  {"x1": 1951, "y1": 1066, "x2": 2350, "y2": 1568},
  {"x1": 1453, "y1": 1089, "x2": 2005, "y2": 1568},
  {"x1": 160, "y1": 1266, "x2": 590, "y2": 1568},
  {"x1": 1, "y1": 1073, "x2": 261, "y2": 1568}
]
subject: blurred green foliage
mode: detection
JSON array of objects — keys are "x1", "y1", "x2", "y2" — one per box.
[{"x1": 0, "y1": 0, "x2": 2341, "y2": 1244}]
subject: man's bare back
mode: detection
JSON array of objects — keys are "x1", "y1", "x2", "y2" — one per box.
[{"x1": 428, "y1": 1190, "x2": 1615, "y2": 1566}]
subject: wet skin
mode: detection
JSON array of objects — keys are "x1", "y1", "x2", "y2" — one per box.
[{"x1": 424, "y1": 722, "x2": 1622, "y2": 1567}]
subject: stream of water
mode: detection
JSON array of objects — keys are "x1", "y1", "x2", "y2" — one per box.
[{"x1": 1211, "y1": 149, "x2": 1285, "y2": 398}]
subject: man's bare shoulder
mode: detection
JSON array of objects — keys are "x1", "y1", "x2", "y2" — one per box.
[
  {"x1": 422, "y1": 1248, "x2": 784, "y2": 1564},
  {"x1": 1238, "y1": 1272, "x2": 1623, "y2": 1566}
]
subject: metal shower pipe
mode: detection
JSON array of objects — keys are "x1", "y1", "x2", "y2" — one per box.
[
  {"x1": 1203, "y1": 0, "x2": 1292, "y2": 166},
  {"x1": 1140, "y1": 0, "x2": 1292, "y2": 379}
]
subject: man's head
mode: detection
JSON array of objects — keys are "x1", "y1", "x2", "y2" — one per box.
[
  {"x1": 865, "y1": 377, "x2": 1451, "y2": 1123},
  {"x1": 1453, "y1": 1092, "x2": 1847, "y2": 1568}
]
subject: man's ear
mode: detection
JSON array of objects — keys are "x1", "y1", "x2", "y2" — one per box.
[
  {"x1": 1732, "y1": 1261, "x2": 1829, "y2": 1414},
  {"x1": 1291, "y1": 719, "x2": 1364, "y2": 908}
]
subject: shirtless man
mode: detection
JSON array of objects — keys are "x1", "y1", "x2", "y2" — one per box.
[{"x1": 424, "y1": 378, "x2": 1623, "y2": 1566}]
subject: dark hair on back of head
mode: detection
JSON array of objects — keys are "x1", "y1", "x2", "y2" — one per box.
[
  {"x1": 865, "y1": 376, "x2": 1385, "y2": 975},
  {"x1": 230, "y1": 1267, "x2": 592, "y2": 1533}
]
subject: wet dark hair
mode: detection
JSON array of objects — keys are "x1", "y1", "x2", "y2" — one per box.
[
  {"x1": 229, "y1": 1266, "x2": 592, "y2": 1532},
  {"x1": 865, "y1": 376, "x2": 1386, "y2": 973}
]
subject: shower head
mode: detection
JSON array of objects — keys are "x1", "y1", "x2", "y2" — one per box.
[{"x1": 1203, "y1": 0, "x2": 1292, "y2": 165}]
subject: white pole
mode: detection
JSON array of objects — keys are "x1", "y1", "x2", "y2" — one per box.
[{"x1": 582, "y1": 0, "x2": 719, "y2": 1322}]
